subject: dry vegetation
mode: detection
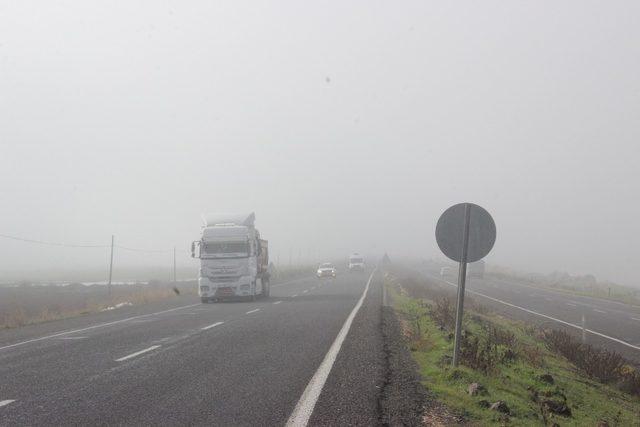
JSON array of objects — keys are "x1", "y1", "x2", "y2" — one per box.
[{"x1": 0, "y1": 280, "x2": 196, "y2": 329}]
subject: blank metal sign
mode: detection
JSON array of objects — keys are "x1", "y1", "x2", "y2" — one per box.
[{"x1": 435, "y1": 203, "x2": 496, "y2": 263}]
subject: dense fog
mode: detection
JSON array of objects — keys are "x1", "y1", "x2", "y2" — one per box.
[{"x1": 1, "y1": 1, "x2": 639, "y2": 286}]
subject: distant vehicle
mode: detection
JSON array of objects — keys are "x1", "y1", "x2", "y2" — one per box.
[
  {"x1": 191, "y1": 212, "x2": 269, "y2": 302},
  {"x1": 467, "y1": 260, "x2": 486, "y2": 279},
  {"x1": 440, "y1": 261, "x2": 485, "y2": 279},
  {"x1": 348, "y1": 253, "x2": 365, "y2": 271},
  {"x1": 440, "y1": 266, "x2": 453, "y2": 277},
  {"x1": 317, "y1": 263, "x2": 337, "y2": 278}
]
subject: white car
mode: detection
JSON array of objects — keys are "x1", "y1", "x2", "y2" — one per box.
[{"x1": 316, "y1": 263, "x2": 337, "y2": 278}]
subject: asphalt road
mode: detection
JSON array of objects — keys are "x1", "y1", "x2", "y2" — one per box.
[
  {"x1": 419, "y1": 265, "x2": 640, "y2": 362},
  {"x1": 0, "y1": 271, "x2": 385, "y2": 426}
]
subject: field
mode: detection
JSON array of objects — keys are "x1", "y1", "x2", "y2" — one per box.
[
  {"x1": 386, "y1": 270, "x2": 640, "y2": 426},
  {"x1": 0, "y1": 264, "x2": 315, "y2": 329},
  {"x1": 0, "y1": 281, "x2": 196, "y2": 329}
]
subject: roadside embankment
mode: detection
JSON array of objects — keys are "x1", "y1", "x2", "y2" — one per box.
[{"x1": 385, "y1": 267, "x2": 640, "y2": 426}]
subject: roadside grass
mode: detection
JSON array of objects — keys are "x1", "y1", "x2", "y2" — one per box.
[{"x1": 388, "y1": 280, "x2": 640, "y2": 426}]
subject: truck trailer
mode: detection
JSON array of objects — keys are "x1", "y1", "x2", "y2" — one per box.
[{"x1": 191, "y1": 212, "x2": 269, "y2": 302}]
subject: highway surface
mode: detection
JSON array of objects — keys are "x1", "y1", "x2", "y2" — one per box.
[
  {"x1": 419, "y1": 265, "x2": 640, "y2": 362},
  {"x1": 0, "y1": 271, "x2": 387, "y2": 426}
]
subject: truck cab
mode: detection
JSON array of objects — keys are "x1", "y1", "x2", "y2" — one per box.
[
  {"x1": 192, "y1": 213, "x2": 269, "y2": 302},
  {"x1": 348, "y1": 253, "x2": 365, "y2": 272}
]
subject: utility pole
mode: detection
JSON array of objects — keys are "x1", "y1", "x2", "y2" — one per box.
[
  {"x1": 173, "y1": 246, "x2": 177, "y2": 283},
  {"x1": 108, "y1": 235, "x2": 114, "y2": 298}
]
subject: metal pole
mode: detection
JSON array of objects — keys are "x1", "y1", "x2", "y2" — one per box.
[
  {"x1": 108, "y1": 235, "x2": 114, "y2": 298},
  {"x1": 173, "y1": 246, "x2": 177, "y2": 283},
  {"x1": 581, "y1": 314, "x2": 587, "y2": 344},
  {"x1": 452, "y1": 204, "x2": 471, "y2": 367}
]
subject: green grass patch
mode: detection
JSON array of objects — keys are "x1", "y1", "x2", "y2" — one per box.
[{"x1": 389, "y1": 285, "x2": 640, "y2": 426}]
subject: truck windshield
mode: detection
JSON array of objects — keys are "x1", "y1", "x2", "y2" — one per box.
[
  {"x1": 350, "y1": 258, "x2": 363, "y2": 263},
  {"x1": 202, "y1": 241, "x2": 248, "y2": 256}
]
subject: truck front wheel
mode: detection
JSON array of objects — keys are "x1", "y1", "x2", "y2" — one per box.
[{"x1": 201, "y1": 297, "x2": 209, "y2": 304}]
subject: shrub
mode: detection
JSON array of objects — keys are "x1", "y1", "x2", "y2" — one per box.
[
  {"x1": 542, "y1": 329, "x2": 627, "y2": 385},
  {"x1": 431, "y1": 297, "x2": 455, "y2": 330}
]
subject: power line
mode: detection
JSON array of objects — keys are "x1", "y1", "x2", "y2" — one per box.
[
  {"x1": 0, "y1": 233, "x2": 174, "y2": 253},
  {"x1": 114, "y1": 245, "x2": 172, "y2": 254},
  {"x1": 0, "y1": 233, "x2": 109, "y2": 248}
]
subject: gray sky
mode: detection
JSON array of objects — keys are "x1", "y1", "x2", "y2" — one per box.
[{"x1": 1, "y1": 1, "x2": 639, "y2": 285}]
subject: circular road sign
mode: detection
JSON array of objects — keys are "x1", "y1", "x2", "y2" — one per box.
[{"x1": 436, "y1": 203, "x2": 496, "y2": 263}]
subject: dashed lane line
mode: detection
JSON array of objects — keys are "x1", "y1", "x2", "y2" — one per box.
[
  {"x1": 201, "y1": 321, "x2": 225, "y2": 331},
  {"x1": 0, "y1": 400, "x2": 15, "y2": 408},
  {"x1": 115, "y1": 345, "x2": 161, "y2": 362},
  {"x1": 246, "y1": 309, "x2": 261, "y2": 314},
  {"x1": 0, "y1": 303, "x2": 201, "y2": 352},
  {"x1": 273, "y1": 301, "x2": 282, "y2": 305}
]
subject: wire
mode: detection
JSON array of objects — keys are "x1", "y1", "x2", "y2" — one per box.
[
  {"x1": 0, "y1": 233, "x2": 109, "y2": 248},
  {"x1": 0, "y1": 233, "x2": 174, "y2": 253},
  {"x1": 114, "y1": 245, "x2": 172, "y2": 254}
]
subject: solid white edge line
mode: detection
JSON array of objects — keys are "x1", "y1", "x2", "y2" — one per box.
[
  {"x1": 115, "y1": 345, "x2": 161, "y2": 362},
  {"x1": 0, "y1": 303, "x2": 201, "y2": 352},
  {"x1": 246, "y1": 309, "x2": 261, "y2": 314},
  {"x1": 201, "y1": 321, "x2": 224, "y2": 330},
  {"x1": 286, "y1": 269, "x2": 377, "y2": 426},
  {"x1": 0, "y1": 400, "x2": 15, "y2": 408},
  {"x1": 435, "y1": 277, "x2": 640, "y2": 351}
]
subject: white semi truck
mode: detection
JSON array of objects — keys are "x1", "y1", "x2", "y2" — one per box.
[{"x1": 191, "y1": 213, "x2": 270, "y2": 302}]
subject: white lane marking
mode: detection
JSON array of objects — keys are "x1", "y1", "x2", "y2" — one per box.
[
  {"x1": 286, "y1": 270, "x2": 377, "y2": 426},
  {"x1": 0, "y1": 303, "x2": 201, "y2": 352},
  {"x1": 273, "y1": 301, "x2": 282, "y2": 305},
  {"x1": 291, "y1": 294, "x2": 298, "y2": 298},
  {"x1": 311, "y1": 286, "x2": 316, "y2": 290},
  {"x1": 566, "y1": 303, "x2": 577, "y2": 307},
  {"x1": 115, "y1": 345, "x2": 161, "y2": 362},
  {"x1": 246, "y1": 309, "x2": 261, "y2": 314},
  {"x1": 302, "y1": 290, "x2": 309, "y2": 294},
  {"x1": 632, "y1": 318, "x2": 640, "y2": 322},
  {"x1": 58, "y1": 336, "x2": 87, "y2": 340},
  {"x1": 435, "y1": 277, "x2": 640, "y2": 352},
  {"x1": 594, "y1": 309, "x2": 607, "y2": 314},
  {"x1": 0, "y1": 400, "x2": 15, "y2": 408},
  {"x1": 201, "y1": 321, "x2": 225, "y2": 330}
]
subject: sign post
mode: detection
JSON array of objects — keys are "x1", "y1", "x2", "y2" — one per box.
[{"x1": 436, "y1": 203, "x2": 496, "y2": 367}]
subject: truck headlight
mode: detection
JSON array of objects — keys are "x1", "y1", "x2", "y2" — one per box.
[{"x1": 200, "y1": 285, "x2": 210, "y2": 292}]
